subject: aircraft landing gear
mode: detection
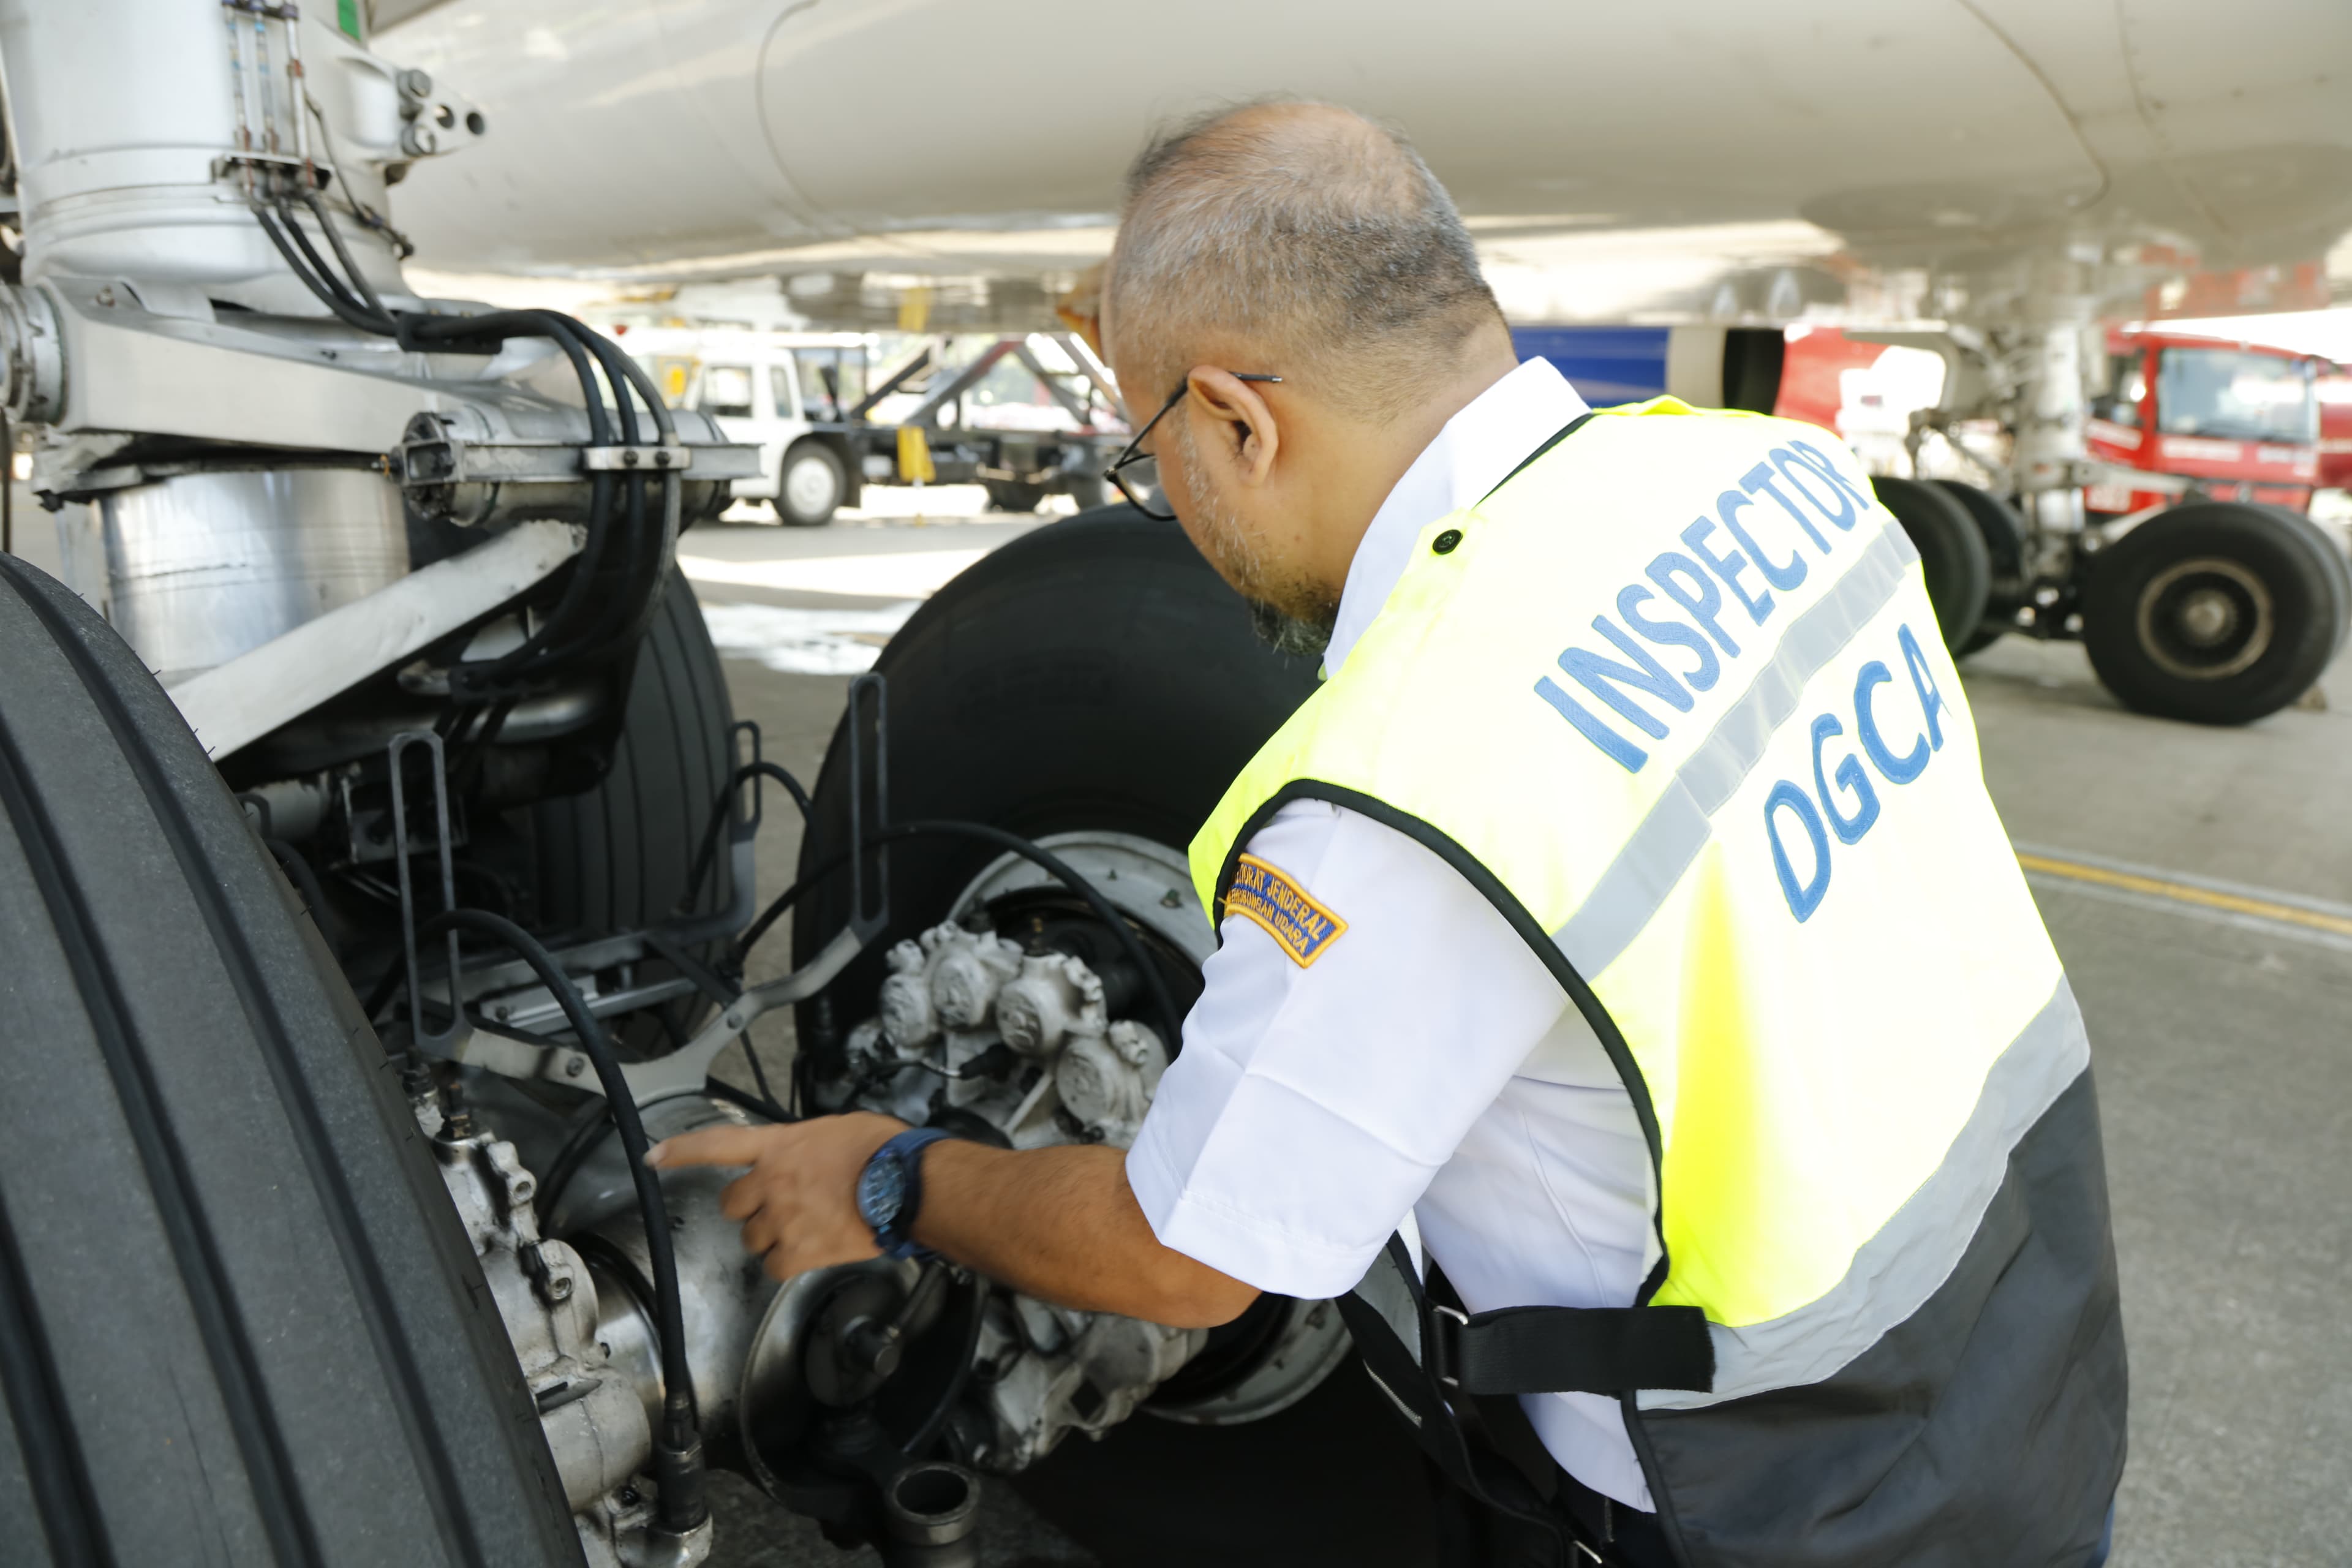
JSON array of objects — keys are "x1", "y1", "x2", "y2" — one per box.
[{"x1": 1890, "y1": 307, "x2": 2344, "y2": 724}]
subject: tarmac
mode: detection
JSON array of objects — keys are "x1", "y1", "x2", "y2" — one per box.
[{"x1": 13, "y1": 485, "x2": 2346, "y2": 1566}]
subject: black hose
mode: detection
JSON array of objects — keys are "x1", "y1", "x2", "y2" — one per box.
[
  {"x1": 246, "y1": 198, "x2": 680, "y2": 695},
  {"x1": 418, "y1": 908, "x2": 707, "y2": 1534},
  {"x1": 270, "y1": 199, "x2": 376, "y2": 322},
  {"x1": 253, "y1": 202, "x2": 393, "y2": 334},
  {"x1": 681, "y1": 760, "x2": 815, "y2": 917},
  {"x1": 300, "y1": 190, "x2": 390, "y2": 324}
]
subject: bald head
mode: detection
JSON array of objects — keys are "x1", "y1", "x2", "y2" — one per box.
[{"x1": 1107, "y1": 101, "x2": 1504, "y2": 424}]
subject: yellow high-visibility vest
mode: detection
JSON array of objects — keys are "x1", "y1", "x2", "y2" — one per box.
[{"x1": 1191, "y1": 400, "x2": 2125, "y2": 1564}]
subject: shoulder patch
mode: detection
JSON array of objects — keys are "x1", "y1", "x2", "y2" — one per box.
[{"x1": 1226, "y1": 854, "x2": 1349, "y2": 968}]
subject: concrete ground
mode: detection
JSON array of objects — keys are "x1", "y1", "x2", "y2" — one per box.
[
  {"x1": 677, "y1": 493, "x2": 2352, "y2": 1568},
  {"x1": 12, "y1": 485, "x2": 2345, "y2": 1564}
]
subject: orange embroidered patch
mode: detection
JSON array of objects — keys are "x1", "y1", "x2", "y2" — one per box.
[{"x1": 1226, "y1": 854, "x2": 1349, "y2": 968}]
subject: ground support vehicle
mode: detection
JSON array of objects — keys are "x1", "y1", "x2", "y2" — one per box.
[
  {"x1": 625, "y1": 328, "x2": 878, "y2": 526},
  {"x1": 823, "y1": 333, "x2": 1127, "y2": 516},
  {"x1": 2081, "y1": 330, "x2": 2328, "y2": 517},
  {"x1": 641, "y1": 328, "x2": 1128, "y2": 526}
]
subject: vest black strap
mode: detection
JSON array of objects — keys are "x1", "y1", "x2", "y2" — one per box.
[
  {"x1": 1477, "y1": 409, "x2": 1601, "y2": 504},
  {"x1": 1340, "y1": 1237, "x2": 1706, "y2": 1565},
  {"x1": 1429, "y1": 1302, "x2": 1716, "y2": 1398}
]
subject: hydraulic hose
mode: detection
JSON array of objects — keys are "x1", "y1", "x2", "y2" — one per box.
[
  {"x1": 681, "y1": 760, "x2": 816, "y2": 918},
  {"x1": 417, "y1": 908, "x2": 708, "y2": 1536}
]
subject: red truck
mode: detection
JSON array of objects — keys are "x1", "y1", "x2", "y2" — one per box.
[
  {"x1": 2081, "y1": 329, "x2": 2324, "y2": 518},
  {"x1": 2321, "y1": 369, "x2": 2352, "y2": 492},
  {"x1": 1776, "y1": 325, "x2": 2332, "y2": 517}
]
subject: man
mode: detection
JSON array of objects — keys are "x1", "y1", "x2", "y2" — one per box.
[{"x1": 652, "y1": 102, "x2": 2126, "y2": 1567}]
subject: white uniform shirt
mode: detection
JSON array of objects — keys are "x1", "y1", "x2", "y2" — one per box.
[{"x1": 1126, "y1": 358, "x2": 1664, "y2": 1511}]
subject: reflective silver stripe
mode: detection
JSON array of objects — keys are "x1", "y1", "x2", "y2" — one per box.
[
  {"x1": 1637, "y1": 979, "x2": 2090, "y2": 1409},
  {"x1": 1551, "y1": 520, "x2": 1919, "y2": 976}
]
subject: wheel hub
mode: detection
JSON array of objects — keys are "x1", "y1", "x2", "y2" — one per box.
[
  {"x1": 2137, "y1": 557, "x2": 2274, "y2": 680},
  {"x1": 785, "y1": 452, "x2": 839, "y2": 516}
]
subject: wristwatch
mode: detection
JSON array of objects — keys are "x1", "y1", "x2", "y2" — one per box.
[{"x1": 856, "y1": 1126, "x2": 954, "y2": 1260}]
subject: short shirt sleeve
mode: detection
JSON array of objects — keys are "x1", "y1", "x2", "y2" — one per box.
[{"x1": 1125, "y1": 799, "x2": 1574, "y2": 1300}]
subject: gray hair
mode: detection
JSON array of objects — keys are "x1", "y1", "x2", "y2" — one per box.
[{"x1": 1107, "y1": 100, "x2": 1503, "y2": 424}]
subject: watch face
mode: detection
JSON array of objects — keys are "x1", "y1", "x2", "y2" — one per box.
[{"x1": 858, "y1": 1150, "x2": 908, "y2": 1231}]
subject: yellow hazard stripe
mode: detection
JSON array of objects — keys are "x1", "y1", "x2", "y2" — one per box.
[{"x1": 2016, "y1": 852, "x2": 2352, "y2": 939}]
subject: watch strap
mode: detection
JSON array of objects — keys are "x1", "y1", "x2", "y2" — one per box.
[{"x1": 865, "y1": 1126, "x2": 954, "y2": 1260}]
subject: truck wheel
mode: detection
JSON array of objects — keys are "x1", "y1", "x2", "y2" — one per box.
[
  {"x1": 1871, "y1": 475, "x2": 1991, "y2": 655},
  {"x1": 2082, "y1": 500, "x2": 2344, "y2": 724},
  {"x1": 778, "y1": 441, "x2": 846, "y2": 527},
  {"x1": 529, "y1": 570, "x2": 736, "y2": 1044},
  {"x1": 1930, "y1": 479, "x2": 2027, "y2": 657},
  {"x1": 981, "y1": 479, "x2": 1049, "y2": 513},
  {"x1": 0, "y1": 556, "x2": 580, "y2": 1566}
]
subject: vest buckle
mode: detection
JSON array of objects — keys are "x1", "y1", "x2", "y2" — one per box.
[{"x1": 1428, "y1": 1303, "x2": 1469, "y2": 1389}]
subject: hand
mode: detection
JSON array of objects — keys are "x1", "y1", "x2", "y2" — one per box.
[{"x1": 646, "y1": 1112, "x2": 907, "y2": 1282}]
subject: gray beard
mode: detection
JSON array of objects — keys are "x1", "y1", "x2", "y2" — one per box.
[
  {"x1": 1177, "y1": 420, "x2": 1339, "y2": 660},
  {"x1": 1248, "y1": 597, "x2": 1335, "y2": 658}
]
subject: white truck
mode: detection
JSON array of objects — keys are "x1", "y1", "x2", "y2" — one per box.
[{"x1": 625, "y1": 326, "x2": 1126, "y2": 526}]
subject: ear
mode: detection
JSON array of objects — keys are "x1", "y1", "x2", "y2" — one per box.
[{"x1": 1185, "y1": 368, "x2": 1280, "y2": 486}]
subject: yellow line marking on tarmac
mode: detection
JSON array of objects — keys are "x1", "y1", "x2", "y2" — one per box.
[{"x1": 2016, "y1": 853, "x2": 2352, "y2": 940}]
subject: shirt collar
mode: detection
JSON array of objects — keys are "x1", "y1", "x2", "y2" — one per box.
[{"x1": 1322, "y1": 357, "x2": 1590, "y2": 677}]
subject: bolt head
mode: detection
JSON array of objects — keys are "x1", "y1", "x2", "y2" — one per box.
[{"x1": 565, "y1": 1057, "x2": 586, "y2": 1078}]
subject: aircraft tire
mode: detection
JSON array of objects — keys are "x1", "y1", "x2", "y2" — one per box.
[
  {"x1": 529, "y1": 570, "x2": 737, "y2": 1046},
  {"x1": 790, "y1": 502, "x2": 1319, "y2": 1017},
  {"x1": 2082, "y1": 500, "x2": 2343, "y2": 725},
  {"x1": 788, "y1": 504, "x2": 1447, "y2": 1566},
  {"x1": 0, "y1": 555, "x2": 581, "y2": 1566},
  {"x1": 1930, "y1": 479, "x2": 2027, "y2": 657},
  {"x1": 2251, "y1": 502, "x2": 2352, "y2": 650},
  {"x1": 1871, "y1": 475, "x2": 1991, "y2": 655}
]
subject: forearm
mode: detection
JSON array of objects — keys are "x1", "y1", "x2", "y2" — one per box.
[{"x1": 913, "y1": 1140, "x2": 1258, "y2": 1329}]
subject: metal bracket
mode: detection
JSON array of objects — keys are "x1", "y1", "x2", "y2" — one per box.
[
  {"x1": 662, "y1": 717, "x2": 763, "y2": 948},
  {"x1": 582, "y1": 443, "x2": 692, "y2": 472},
  {"x1": 623, "y1": 671, "x2": 893, "y2": 1105},
  {"x1": 388, "y1": 730, "x2": 464, "y2": 1057},
  {"x1": 390, "y1": 676, "x2": 895, "y2": 1108}
]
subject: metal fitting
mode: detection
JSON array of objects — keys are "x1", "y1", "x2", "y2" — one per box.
[{"x1": 0, "y1": 284, "x2": 66, "y2": 424}]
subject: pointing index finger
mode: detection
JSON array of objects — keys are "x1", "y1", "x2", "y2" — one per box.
[{"x1": 644, "y1": 1124, "x2": 780, "y2": 1170}]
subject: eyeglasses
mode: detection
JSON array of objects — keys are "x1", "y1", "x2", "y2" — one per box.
[{"x1": 1105, "y1": 372, "x2": 1282, "y2": 521}]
